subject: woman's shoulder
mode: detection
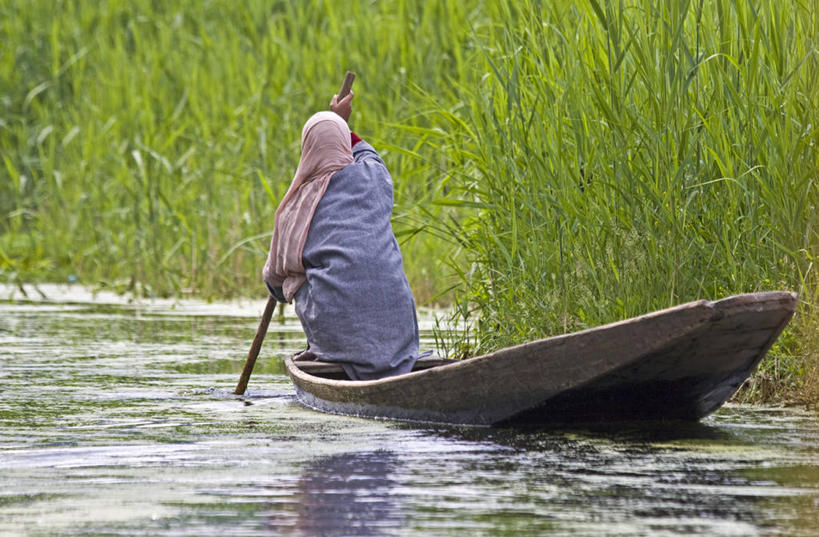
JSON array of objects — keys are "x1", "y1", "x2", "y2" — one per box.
[
  {"x1": 330, "y1": 155, "x2": 393, "y2": 195},
  {"x1": 335, "y1": 143, "x2": 389, "y2": 178},
  {"x1": 352, "y1": 141, "x2": 385, "y2": 165}
]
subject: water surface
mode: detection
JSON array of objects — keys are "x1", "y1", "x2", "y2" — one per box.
[{"x1": 1, "y1": 285, "x2": 817, "y2": 536}]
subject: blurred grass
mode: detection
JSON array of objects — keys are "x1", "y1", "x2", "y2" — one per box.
[
  {"x1": 1, "y1": 0, "x2": 817, "y2": 402},
  {"x1": 0, "y1": 0, "x2": 472, "y2": 300}
]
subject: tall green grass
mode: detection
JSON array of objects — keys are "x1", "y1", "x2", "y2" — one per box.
[
  {"x1": 416, "y1": 0, "x2": 817, "y2": 375},
  {"x1": 1, "y1": 0, "x2": 817, "y2": 398},
  {"x1": 0, "y1": 0, "x2": 476, "y2": 299}
]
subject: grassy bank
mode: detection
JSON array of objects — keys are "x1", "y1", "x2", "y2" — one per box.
[
  {"x1": 413, "y1": 1, "x2": 818, "y2": 400},
  {"x1": 1, "y1": 0, "x2": 817, "y2": 403}
]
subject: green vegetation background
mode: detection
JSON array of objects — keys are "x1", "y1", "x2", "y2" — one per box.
[{"x1": 1, "y1": 0, "x2": 816, "y2": 402}]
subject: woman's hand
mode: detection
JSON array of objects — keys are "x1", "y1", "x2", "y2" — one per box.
[{"x1": 330, "y1": 91, "x2": 353, "y2": 122}]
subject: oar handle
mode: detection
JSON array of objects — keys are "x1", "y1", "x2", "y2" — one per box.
[
  {"x1": 234, "y1": 295, "x2": 277, "y2": 395},
  {"x1": 338, "y1": 71, "x2": 355, "y2": 100}
]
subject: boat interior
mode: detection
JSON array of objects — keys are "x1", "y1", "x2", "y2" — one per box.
[{"x1": 293, "y1": 355, "x2": 457, "y2": 380}]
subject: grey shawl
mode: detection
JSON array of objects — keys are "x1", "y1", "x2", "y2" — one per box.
[{"x1": 292, "y1": 141, "x2": 419, "y2": 380}]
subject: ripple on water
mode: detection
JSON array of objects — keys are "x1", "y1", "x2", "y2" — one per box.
[{"x1": 0, "y1": 287, "x2": 817, "y2": 536}]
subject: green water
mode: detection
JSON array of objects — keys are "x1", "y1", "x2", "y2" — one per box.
[{"x1": 1, "y1": 285, "x2": 817, "y2": 536}]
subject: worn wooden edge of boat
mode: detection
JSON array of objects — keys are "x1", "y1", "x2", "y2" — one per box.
[{"x1": 285, "y1": 291, "x2": 798, "y2": 426}]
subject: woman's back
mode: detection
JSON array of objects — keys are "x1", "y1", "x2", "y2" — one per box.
[{"x1": 294, "y1": 140, "x2": 419, "y2": 380}]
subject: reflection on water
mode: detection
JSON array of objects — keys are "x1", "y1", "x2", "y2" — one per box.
[
  {"x1": 0, "y1": 285, "x2": 817, "y2": 536},
  {"x1": 295, "y1": 451, "x2": 403, "y2": 536}
]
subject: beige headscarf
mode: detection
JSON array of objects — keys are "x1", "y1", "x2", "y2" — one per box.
[{"x1": 263, "y1": 111, "x2": 353, "y2": 301}]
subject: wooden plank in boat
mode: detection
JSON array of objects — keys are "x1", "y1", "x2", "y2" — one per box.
[{"x1": 295, "y1": 356, "x2": 456, "y2": 376}]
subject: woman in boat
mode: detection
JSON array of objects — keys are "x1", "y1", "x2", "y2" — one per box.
[{"x1": 262, "y1": 91, "x2": 420, "y2": 380}]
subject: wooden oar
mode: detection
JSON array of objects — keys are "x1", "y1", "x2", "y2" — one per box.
[
  {"x1": 233, "y1": 72, "x2": 356, "y2": 396},
  {"x1": 234, "y1": 295, "x2": 277, "y2": 395}
]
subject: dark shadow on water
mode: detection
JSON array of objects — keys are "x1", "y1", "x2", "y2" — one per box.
[
  {"x1": 523, "y1": 418, "x2": 737, "y2": 442},
  {"x1": 403, "y1": 418, "x2": 739, "y2": 450}
]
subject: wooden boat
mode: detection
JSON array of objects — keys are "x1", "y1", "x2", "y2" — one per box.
[{"x1": 285, "y1": 291, "x2": 797, "y2": 426}]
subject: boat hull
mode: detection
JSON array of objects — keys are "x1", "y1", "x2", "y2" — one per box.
[{"x1": 285, "y1": 292, "x2": 797, "y2": 426}]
